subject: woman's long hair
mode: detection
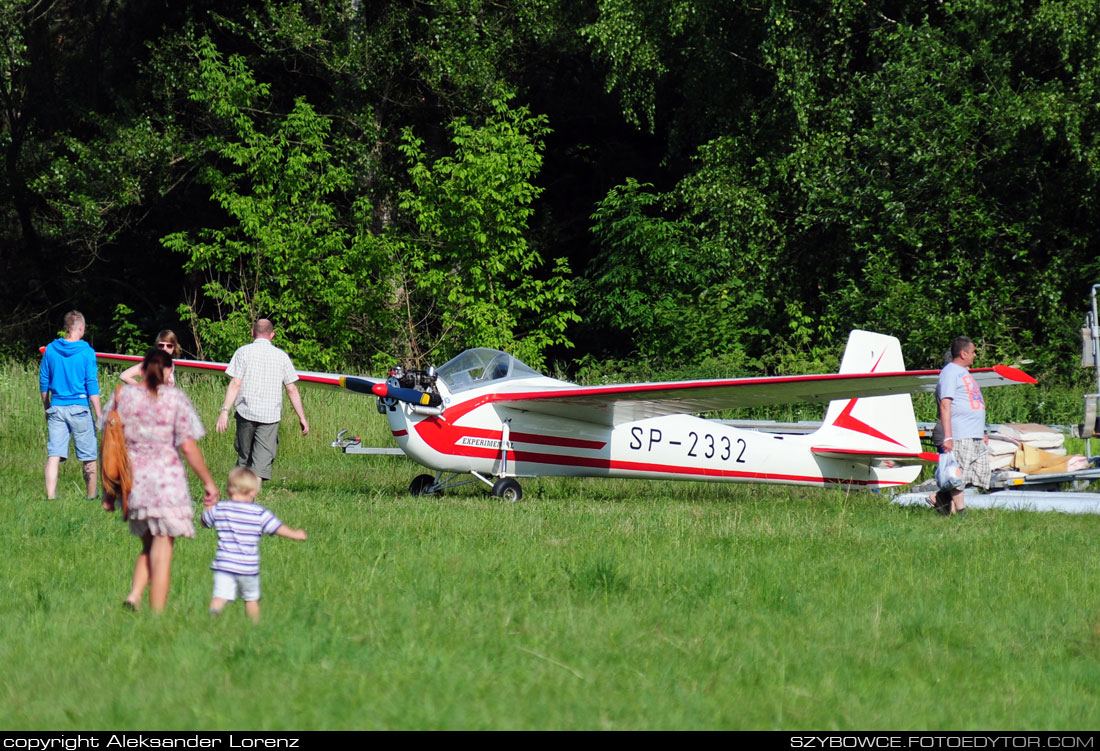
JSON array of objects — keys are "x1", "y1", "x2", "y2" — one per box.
[{"x1": 141, "y1": 348, "x2": 173, "y2": 397}]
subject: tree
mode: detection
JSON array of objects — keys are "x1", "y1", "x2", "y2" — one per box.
[
  {"x1": 0, "y1": 0, "x2": 251, "y2": 349},
  {"x1": 396, "y1": 97, "x2": 579, "y2": 368},
  {"x1": 581, "y1": 0, "x2": 1100, "y2": 377},
  {"x1": 162, "y1": 37, "x2": 395, "y2": 369},
  {"x1": 162, "y1": 37, "x2": 578, "y2": 372},
  {"x1": 585, "y1": 177, "x2": 763, "y2": 366}
]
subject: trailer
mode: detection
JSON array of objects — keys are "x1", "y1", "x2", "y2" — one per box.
[
  {"x1": 894, "y1": 284, "x2": 1100, "y2": 513},
  {"x1": 892, "y1": 486, "x2": 1100, "y2": 514}
]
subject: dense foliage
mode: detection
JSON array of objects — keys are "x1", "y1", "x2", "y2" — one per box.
[{"x1": 1, "y1": 0, "x2": 1097, "y2": 381}]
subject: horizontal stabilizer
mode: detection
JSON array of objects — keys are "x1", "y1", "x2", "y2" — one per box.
[{"x1": 810, "y1": 446, "x2": 939, "y2": 467}]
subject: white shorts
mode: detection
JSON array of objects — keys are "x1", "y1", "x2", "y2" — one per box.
[{"x1": 212, "y1": 570, "x2": 261, "y2": 602}]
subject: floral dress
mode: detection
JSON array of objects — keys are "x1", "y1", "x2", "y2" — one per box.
[{"x1": 105, "y1": 384, "x2": 206, "y2": 538}]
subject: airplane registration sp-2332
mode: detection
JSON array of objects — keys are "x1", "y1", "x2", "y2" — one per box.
[{"x1": 94, "y1": 330, "x2": 1036, "y2": 502}]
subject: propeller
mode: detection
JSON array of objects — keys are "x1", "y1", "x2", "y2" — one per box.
[
  {"x1": 339, "y1": 376, "x2": 382, "y2": 395},
  {"x1": 370, "y1": 382, "x2": 443, "y2": 408}
]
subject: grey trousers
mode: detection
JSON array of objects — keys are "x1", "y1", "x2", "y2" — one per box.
[{"x1": 234, "y1": 416, "x2": 280, "y2": 480}]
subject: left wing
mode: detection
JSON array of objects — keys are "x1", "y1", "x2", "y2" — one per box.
[
  {"x1": 91, "y1": 351, "x2": 383, "y2": 394},
  {"x1": 490, "y1": 365, "x2": 1035, "y2": 426}
]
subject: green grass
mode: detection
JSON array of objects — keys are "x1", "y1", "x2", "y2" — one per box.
[{"x1": 3, "y1": 360, "x2": 1100, "y2": 730}]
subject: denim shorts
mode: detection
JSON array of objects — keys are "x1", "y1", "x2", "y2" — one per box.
[
  {"x1": 212, "y1": 570, "x2": 261, "y2": 602},
  {"x1": 46, "y1": 404, "x2": 98, "y2": 461}
]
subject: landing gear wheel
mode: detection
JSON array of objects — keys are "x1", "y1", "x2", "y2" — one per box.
[
  {"x1": 409, "y1": 474, "x2": 436, "y2": 496},
  {"x1": 491, "y1": 477, "x2": 523, "y2": 502}
]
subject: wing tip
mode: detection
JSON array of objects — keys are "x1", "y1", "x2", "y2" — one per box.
[{"x1": 993, "y1": 364, "x2": 1038, "y2": 384}]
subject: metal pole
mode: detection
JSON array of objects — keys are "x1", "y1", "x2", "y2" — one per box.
[{"x1": 1091, "y1": 284, "x2": 1100, "y2": 395}]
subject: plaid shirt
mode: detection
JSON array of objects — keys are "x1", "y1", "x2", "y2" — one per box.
[{"x1": 226, "y1": 338, "x2": 298, "y2": 424}]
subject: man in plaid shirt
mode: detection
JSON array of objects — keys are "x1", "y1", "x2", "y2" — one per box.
[{"x1": 215, "y1": 319, "x2": 310, "y2": 481}]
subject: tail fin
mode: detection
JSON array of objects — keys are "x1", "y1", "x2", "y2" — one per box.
[{"x1": 810, "y1": 331, "x2": 929, "y2": 464}]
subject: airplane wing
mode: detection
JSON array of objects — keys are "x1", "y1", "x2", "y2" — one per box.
[
  {"x1": 88, "y1": 349, "x2": 1035, "y2": 427},
  {"x1": 491, "y1": 366, "x2": 1035, "y2": 426},
  {"x1": 90, "y1": 351, "x2": 383, "y2": 394}
]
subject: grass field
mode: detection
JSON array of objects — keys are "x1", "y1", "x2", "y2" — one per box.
[{"x1": 2, "y1": 360, "x2": 1099, "y2": 730}]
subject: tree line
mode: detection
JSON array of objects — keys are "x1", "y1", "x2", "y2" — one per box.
[{"x1": 1, "y1": 0, "x2": 1097, "y2": 381}]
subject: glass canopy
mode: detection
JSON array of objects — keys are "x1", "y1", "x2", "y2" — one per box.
[{"x1": 436, "y1": 348, "x2": 542, "y2": 393}]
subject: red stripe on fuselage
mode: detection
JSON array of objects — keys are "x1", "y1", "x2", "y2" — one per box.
[
  {"x1": 508, "y1": 430, "x2": 606, "y2": 450},
  {"x1": 412, "y1": 418, "x2": 605, "y2": 456}
]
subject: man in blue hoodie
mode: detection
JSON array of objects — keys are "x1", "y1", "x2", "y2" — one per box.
[{"x1": 40, "y1": 311, "x2": 102, "y2": 500}]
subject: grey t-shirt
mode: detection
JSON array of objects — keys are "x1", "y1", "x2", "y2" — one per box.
[{"x1": 937, "y1": 361, "x2": 986, "y2": 439}]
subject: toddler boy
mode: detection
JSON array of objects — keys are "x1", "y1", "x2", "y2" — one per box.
[{"x1": 201, "y1": 467, "x2": 306, "y2": 622}]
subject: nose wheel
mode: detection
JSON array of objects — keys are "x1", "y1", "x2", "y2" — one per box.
[
  {"x1": 491, "y1": 477, "x2": 523, "y2": 502},
  {"x1": 409, "y1": 474, "x2": 437, "y2": 496}
]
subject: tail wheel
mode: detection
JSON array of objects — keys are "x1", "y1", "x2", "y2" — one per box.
[
  {"x1": 409, "y1": 474, "x2": 436, "y2": 496},
  {"x1": 491, "y1": 477, "x2": 523, "y2": 502}
]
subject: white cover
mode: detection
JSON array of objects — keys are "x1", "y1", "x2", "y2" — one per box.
[
  {"x1": 987, "y1": 438, "x2": 1018, "y2": 457},
  {"x1": 995, "y1": 423, "x2": 1064, "y2": 449}
]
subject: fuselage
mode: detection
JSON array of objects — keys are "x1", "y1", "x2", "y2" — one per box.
[{"x1": 382, "y1": 370, "x2": 921, "y2": 490}]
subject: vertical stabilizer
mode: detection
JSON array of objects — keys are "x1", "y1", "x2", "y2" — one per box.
[{"x1": 811, "y1": 330, "x2": 923, "y2": 455}]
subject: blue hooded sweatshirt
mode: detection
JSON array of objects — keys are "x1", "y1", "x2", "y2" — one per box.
[{"x1": 39, "y1": 338, "x2": 100, "y2": 406}]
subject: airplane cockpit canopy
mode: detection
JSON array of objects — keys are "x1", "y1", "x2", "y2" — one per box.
[{"x1": 436, "y1": 348, "x2": 543, "y2": 393}]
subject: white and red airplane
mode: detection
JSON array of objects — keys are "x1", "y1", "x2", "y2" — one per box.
[{"x1": 92, "y1": 330, "x2": 1035, "y2": 501}]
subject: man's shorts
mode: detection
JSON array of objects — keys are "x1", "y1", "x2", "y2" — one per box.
[
  {"x1": 46, "y1": 404, "x2": 97, "y2": 461},
  {"x1": 212, "y1": 570, "x2": 261, "y2": 602},
  {"x1": 953, "y1": 437, "x2": 991, "y2": 490}
]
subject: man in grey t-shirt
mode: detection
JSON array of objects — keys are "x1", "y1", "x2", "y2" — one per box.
[{"x1": 936, "y1": 336, "x2": 990, "y2": 516}]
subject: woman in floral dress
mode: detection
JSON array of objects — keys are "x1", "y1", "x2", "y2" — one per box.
[{"x1": 104, "y1": 348, "x2": 218, "y2": 612}]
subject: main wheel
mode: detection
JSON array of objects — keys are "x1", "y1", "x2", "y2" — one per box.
[
  {"x1": 409, "y1": 474, "x2": 436, "y2": 496},
  {"x1": 491, "y1": 477, "x2": 523, "y2": 502}
]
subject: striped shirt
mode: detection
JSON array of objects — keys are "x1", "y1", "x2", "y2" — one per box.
[
  {"x1": 226, "y1": 338, "x2": 299, "y2": 423},
  {"x1": 202, "y1": 500, "x2": 283, "y2": 575}
]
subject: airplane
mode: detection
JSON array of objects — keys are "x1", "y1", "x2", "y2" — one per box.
[{"x1": 86, "y1": 330, "x2": 1036, "y2": 501}]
